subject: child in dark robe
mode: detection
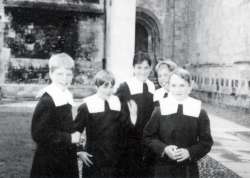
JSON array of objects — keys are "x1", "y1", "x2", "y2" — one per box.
[
  {"x1": 30, "y1": 53, "x2": 80, "y2": 178},
  {"x1": 144, "y1": 68, "x2": 213, "y2": 178},
  {"x1": 116, "y1": 52, "x2": 156, "y2": 177},
  {"x1": 75, "y1": 70, "x2": 131, "y2": 178}
]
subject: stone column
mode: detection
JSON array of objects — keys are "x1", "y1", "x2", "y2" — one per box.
[
  {"x1": 106, "y1": 0, "x2": 136, "y2": 84},
  {"x1": 0, "y1": 2, "x2": 4, "y2": 55},
  {"x1": 0, "y1": 4, "x2": 6, "y2": 84}
]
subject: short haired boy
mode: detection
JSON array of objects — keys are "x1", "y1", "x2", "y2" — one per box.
[
  {"x1": 116, "y1": 52, "x2": 156, "y2": 177},
  {"x1": 154, "y1": 59, "x2": 177, "y2": 105},
  {"x1": 30, "y1": 53, "x2": 81, "y2": 178},
  {"x1": 74, "y1": 70, "x2": 130, "y2": 178},
  {"x1": 144, "y1": 68, "x2": 213, "y2": 178}
]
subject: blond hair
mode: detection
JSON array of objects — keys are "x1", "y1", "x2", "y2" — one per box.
[
  {"x1": 49, "y1": 53, "x2": 74, "y2": 72},
  {"x1": 155, "y1": 59, "x2": 177, "y2": 73},
  {"x1": 171, "y1": 68, "x2": 192, "y2": 86}
]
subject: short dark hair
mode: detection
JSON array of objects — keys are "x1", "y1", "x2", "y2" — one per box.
[
  {"x1": 94, "y1": 70, "x2": 115, "y2": 87},
  {"x1": 133, "y1": 51, "x2": 152, "y2": 66}
]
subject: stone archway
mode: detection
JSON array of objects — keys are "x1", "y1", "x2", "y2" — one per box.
[{"x1": 135, "y1": 7, "x2": 162, "y2": 63}]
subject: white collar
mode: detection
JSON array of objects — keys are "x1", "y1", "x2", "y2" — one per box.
[
  {"x1": 153, "y1": 87, "x2": 168, "y2": 102},
  {"x1": 126, "y1": 77, "x2": 155, "y2": 95},
  {"x1": 159, "y1": 94, "x2": 201, "y2": 117},
  {"x1": 83, "y1": 94, "x2": 121, "y2": 113},
  {"x1": 41, "y1": 84, "x2": 74, "y2": 106}
]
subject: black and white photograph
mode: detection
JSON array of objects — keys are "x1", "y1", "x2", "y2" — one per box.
[{"x1": 0, "y1": 0, "x2": 249, "y2": 178}]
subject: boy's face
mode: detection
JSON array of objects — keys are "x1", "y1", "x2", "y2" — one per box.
[
  {"x1": 169, "y1": 74, "x2": 191, "y2": 101},
  {"x1": 50, "y1": 67, "x2": 73, "y2": 90},
  {"x1": 157, "y1": 66, "x2": 171, "y2": 89},
  {"x1": 133, "y1": 60, "x2": 151, "y2": 82},
  {"x1": 97, "y1": 82, "x2": 114, "y2": 99}
]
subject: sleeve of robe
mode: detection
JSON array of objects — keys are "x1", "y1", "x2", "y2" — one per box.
[
  {"x1": 187, "y1": 109, "x2": 213, "y2": 161},
  {"x1": 143, "y1": 107, "x2": 167, "y2": 156},
  {"x1": 116, "y1": 82, "x2": 130, "y2": 102},
  {"x1": 74, "y1": 103, "x2": 89, "y2": 133}
]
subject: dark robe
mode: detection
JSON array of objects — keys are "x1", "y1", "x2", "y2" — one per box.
[
  {"x1": 30, "y1": 93, "x2": 79, "y2": 178},
  {"x1": 143, "y1": 95, "x2": 213, "y2": 178},
  {"x1": 74, "y1": 94, "x2": 129, "y2": 178},
  {"x1": 116, "y1": 78, "x2": 155, "y2": 177}
]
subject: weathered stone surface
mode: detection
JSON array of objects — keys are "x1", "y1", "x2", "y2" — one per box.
[
  {"x1": 187, "y1": 0, "x2": 250, "y2": 65},
  {"x1": 3, "y1": 0, "x2": 104, "y2": 13},
  {"x1": 186, "y1": 0, "x2": 250, "y2": 108},
  {"x1": 0, "y1": 84, "x2": 96, "y2": 99}
]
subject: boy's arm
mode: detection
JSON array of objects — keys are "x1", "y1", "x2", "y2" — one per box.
[
  {"x1": 74, "y1": 103, "x2": 89, "y2": 132},
  {"x1": 117, "y1": 101, "x2": 131, "y2": 148},
  {"x1": 143, "y1": 107, "x2": 167, "y2": 156},
  {"x1": 74, "y1": 103, "x2": 94, "y2": 167},
  {"x1": 31, "y1": 95, "x2": 74, "y2": 146},
  {"x1": 74, "y1": 103, "x2": 90, "y2": 152},
  {"x1": 187, "y1": 109, "x2": 213, "y2": 161},
  {"x1": 116, "y1": 82, "x2": 130, "y2": 102}
]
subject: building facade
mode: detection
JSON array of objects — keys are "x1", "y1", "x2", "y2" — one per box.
[
  {"x1": 0, "y1": 0, "x2": 181, "y2": 98},
  {"x1": 186, "y1": 0, "x2": 250, "y2": 108},
  {"x1": 1, "y1": 0, "x2": 250, "y2": 108},
  {"x1": 0, "y1": 0, "x2": 105, "y2": 98}
]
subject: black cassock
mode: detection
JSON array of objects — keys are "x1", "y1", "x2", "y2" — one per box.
[
  {"x1": 143, "y1": 95, "x2": 213, "y2": 178},
  {"x1": 30, "y1": 89, "x2": 78, "y2": 178},
  {"x1": 74, "y1": 94, "x2": 129, "y2": 178},
  {"x1": 116, "y1": 77, "x2": 156, "y2": 177}
]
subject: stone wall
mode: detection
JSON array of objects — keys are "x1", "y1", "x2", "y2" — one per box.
[
  {"x1": 3, "y1": 0, "x2": 104, "y2": 13},
  {"x1": 172, "y1": 0, "x2": 189, "y2": 66},
  {"x1": 136, "y1": 0, "x2": 190, "y2": 66},
  {"x1": 136, "y1": 0, "x2": 167, "y2": 59},
  {"x1": 0, "y1": 84, "x2": 96, "y2": 99},
  {"x1": 187, "y1": 0, "x2": 250, "y2": 65},
  {"x1": 186, "y1": 0, "x2": 250, "y2": 108},
  {"x1": 136, "y1": 0, "x2": 167, "y2": 24}
]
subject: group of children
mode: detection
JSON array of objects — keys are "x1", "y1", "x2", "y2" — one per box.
[{"x1": 30, "y1": 52, "x2": 213, "y2": 178}]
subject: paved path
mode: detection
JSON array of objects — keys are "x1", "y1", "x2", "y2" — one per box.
[
  {"x1": 1, "y1": 100, "x2": 250, "y2": 177},
  {"x1": 209, "y1": 113, "x2": 250, "y2": 178}
]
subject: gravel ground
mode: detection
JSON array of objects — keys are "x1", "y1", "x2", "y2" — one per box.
[{"x1": 199, "y1": 156, "x2": 241, "y2": 178}]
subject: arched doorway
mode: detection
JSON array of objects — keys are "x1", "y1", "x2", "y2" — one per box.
[
  {"x1": 135, "y1": 8, "x2": 161, "y2": 63},
  {"x1": 135, "y1": 8, "x2": 161, "y2": 85}
]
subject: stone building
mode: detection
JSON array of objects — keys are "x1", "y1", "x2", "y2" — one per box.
[
  {"x1": 0, "y1": 0, "x2": 105, "y2": 98},
  {"x1": 0, "y1": 0, "x2": 182, "y2": 98},
  {"x1": 0, "y1": 0, "x2": 250, "y2": 108},
  {"x1": 186, "y1": 0, "x2": 250, "y2": 108}
]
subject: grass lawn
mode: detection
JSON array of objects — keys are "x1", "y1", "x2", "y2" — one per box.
[
  {"x1": 0, "y1": 104, "x2": 242, "y2": 178},
  {"x1": 0, "y1": 109, "x2": 34, "y2": 178}
]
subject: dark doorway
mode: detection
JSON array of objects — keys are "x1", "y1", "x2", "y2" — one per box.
[
  {"x1": 135, "y1": 22, "x2": 148, "y2": 53},
  {"x1": 135, "y1": 9, "x2": 161, "y2": 62}
]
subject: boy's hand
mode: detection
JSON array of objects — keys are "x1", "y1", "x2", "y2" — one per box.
[
  {"x1": 175, "y1": 148, "x2": 190, "y2": 162},
  {"x1": 127, "y1": 100, "x2": 137, "y2": 125},
  {"x1": 77, "y1": 152, "x2": 93, "y2": 167},
  {"x1": 164, "y1": 145, "x2": 178, "y2": 160}
]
